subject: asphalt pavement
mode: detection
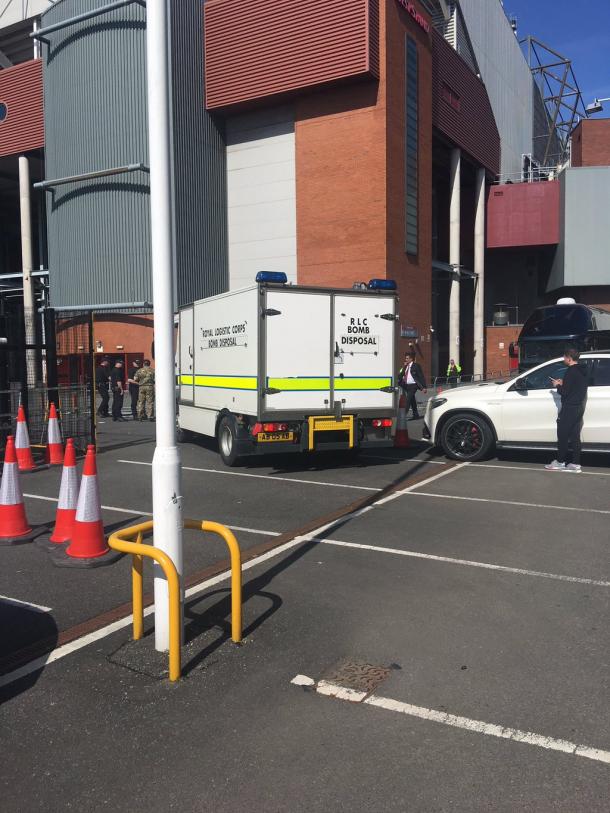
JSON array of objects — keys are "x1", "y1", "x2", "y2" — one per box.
[{"x1": 1, "y1": 414, "x2": 609, "y2": 811}]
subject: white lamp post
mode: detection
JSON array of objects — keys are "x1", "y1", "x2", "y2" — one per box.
[{"x1": 145, "y1": 0, "x2": 183, "y2": 652}]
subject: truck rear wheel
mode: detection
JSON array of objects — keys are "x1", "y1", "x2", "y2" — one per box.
[
  {"x1": 217, "y1": 415, "x2": 240, "y2": 467},
  {"x1": 176, "y1": 426, "x2": 191, "y2": 444}
]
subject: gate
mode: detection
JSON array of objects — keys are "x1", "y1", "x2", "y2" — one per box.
[{"x1": 0, "y1": 308, "x2": 95, "y2": 455}]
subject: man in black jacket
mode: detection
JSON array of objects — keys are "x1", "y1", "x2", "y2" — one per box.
[
  {"x1": 398, "y1": 352, "x2": 427, "y2": 420},
  {"x1": 110, "y1": 360, "x2": 126, "y2": 422},
  {"x1": 95, "y1": 359, "x2": 110, "y2": 417},
  {"x1": 545, "y1": 347, "x2": 588, "y2": 473}
]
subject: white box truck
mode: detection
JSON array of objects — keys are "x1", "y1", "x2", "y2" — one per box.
[{"x1": 177, "y1": 274, "x2": 398, "y2": 465}]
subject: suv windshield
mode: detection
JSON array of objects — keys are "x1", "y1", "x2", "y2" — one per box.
[{"x1": 521, "y1": 306, "x2": 591, "y2": 338}]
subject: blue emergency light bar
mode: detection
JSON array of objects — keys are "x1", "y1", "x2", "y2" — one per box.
[
  {"x1": 256, "y1": 272, "x2": 288, "y2": 284},
  {"x1": 368, "y1": 279, "x2": 397, "y2": 291}
]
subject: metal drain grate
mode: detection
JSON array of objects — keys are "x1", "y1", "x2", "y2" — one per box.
[{"x1": 320, "y1": 659, "x2": 391, "y2": 695}]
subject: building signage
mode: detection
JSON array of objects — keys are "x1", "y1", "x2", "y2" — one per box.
[{"x1": 395, "y1": 0, "x2": 430, "y2": 33}]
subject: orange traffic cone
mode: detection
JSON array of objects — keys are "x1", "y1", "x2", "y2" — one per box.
[
  {"x1": 50, "y1": 439, "x2": 78, "y2": 544},
  {"x1": 0, "y1": 436, "x2": 36, "y2": 545},
  {"x1": 394, "y1": 393, "x2": 410, "y2": 449},
  {"x1": 66, "y1": 445, "x2": 109, "y2": 559},
  {"x1": 15, "y1": 405, "x2": 36, "y2": 472},
  {"x1": 45, "y1": 403, "x2": 64, "y2": 466}
]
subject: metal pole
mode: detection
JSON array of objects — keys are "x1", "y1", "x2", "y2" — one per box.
[
  {"x1": 19, "y1": 156, "x2": 37, "y2": 389},
  {"x1": 89, "y1": 311, "x2": 97, "y2": 449},
  {"x1": 146, "y1": 0, "x2": 183, "y2": 652},
  {"x1": 473, "y1": 167, "x2": 486, "y2": 379},
  {"x1": 449, "y1": 148, "x2": 461, "y2": 368}
]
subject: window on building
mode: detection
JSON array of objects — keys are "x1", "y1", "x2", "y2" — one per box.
[
  {"x1": 405, "y1": 36, "x2": 418, "y2": 256},
  {"x1": 0, "y1": 102, "x2": 7, "y2": 122},
  {"x1": 441, "y1": 82, "x2": 461, "y2": 112}
]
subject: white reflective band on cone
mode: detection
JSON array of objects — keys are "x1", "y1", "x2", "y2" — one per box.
[
  {"x1": 75, "y1": 475, "x2": 102, "y2": 523},
  {"x1": 0, "y1": 462, "x2": 24, "y2": 506},
  {"x1": 48, "y1": 418, "x2": 62, "y2": 444},
  {"x1": 57, "y1": 467, "x2": 79, "y2": 510},
  {"x1": 15, "y1": 421, "x2": 29, "y2": 448}
]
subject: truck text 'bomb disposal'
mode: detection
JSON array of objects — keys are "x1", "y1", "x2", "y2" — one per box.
[{"x1": 341, "y1": 317, "x2": 379, "y2": 346}]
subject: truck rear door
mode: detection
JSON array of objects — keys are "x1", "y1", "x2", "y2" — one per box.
[
  {"x1": 179, "y1": 306, "x2": 194, "y2": 404},
  {"x1": 264, "y1": 289, "x2": 331, "y2": 413},
  {"x1": 333, "y1": 294, "x2": 396, "y2": 411}
]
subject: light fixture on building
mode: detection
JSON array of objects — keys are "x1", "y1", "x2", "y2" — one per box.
[
  {"x1": 77, "y1": 345, "x2": 84, "y2": 351},
  {"x1": 96, "y1": 340, "x2": 104, "y2": 352},
  {"x1": 585, "y1": 97, "x2": 609, "y2": 115},
  {"x1": 116, "y1": 345, "x2": 124, "y2": 350},
  {"x1": 492, "y1": 304, "x2": 510, "y2": 326}
]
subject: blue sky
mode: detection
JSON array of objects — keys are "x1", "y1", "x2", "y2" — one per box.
[{"x1": 505, "y1": 0, "x2": 610, "y2": 109}]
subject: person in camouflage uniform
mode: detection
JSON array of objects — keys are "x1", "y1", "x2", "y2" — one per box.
[{"x1": 134, "y1": 360, "x2": 155, "y2": 421}]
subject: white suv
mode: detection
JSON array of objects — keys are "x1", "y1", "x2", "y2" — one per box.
[{"x1": 424, "y1": 352, "x2": 610, "y2": 461}]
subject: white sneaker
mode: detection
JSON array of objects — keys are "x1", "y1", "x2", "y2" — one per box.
[
  {"x1": 565, "y1": 463, "x2": 582, "y2": 473},
  {"x1": 544, "y1": 460, "x2": 566, "y2": 471}
]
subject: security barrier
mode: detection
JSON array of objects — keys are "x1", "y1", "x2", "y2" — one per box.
[
  {"x1": 108, "y1": 521, "x2": 181, "y2": 681},
  {"x1": 108, "y1": 518, "x2": 243, "y2": 682},
  {"x1": 183, "y1": 519, "x2": 242, "y2": 644}
]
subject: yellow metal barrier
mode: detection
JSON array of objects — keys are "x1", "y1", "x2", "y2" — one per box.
[
  {"x1": 108, "y1": 521, "x2": 181, "y2": 682},
  {"x1": 108, "y1": 518, "x2": 243, "y2": 682},
  {"x1": 307, "y1": 414, "x2": 354, "y2": 451},
  {"x1": 184, "y1": 519, "x2": 242, "y2": 644}
]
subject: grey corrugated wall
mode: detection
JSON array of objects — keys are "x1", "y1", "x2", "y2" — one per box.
[
  {"x1": 42, "y1": 0, "x2": 228, "y2": 309},
  {"x1": 43, "y1": 0, "x2": 151, "y2": 307},
  {"x1": 169, "y1": 0, "x2": 228, "y2": 307}
]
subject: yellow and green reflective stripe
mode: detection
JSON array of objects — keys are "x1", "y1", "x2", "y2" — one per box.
[
  {"x1": 180, "y1": 375, "x2": 258, "y2": 391},
  {"x1": 180, "y1": 374, "x2": 392, "y2": 392},
  {"x1": 334, "y1": 377, "x2": 392, "y2": 391},
  {"x1": 267, "y1": 377, "x2": 330, "y2": 392}
]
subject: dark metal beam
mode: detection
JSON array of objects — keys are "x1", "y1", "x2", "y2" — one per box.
[{"x1": 31, "y1": 0, "x2": 146, "y2": 41}]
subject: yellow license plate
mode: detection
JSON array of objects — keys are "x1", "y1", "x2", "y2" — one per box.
[{"x1": 258, "y1": 432, "x2": 294, "y2": 443}]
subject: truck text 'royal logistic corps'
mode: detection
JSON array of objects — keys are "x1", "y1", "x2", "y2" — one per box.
[{"x1": 177, "y1": 273, "x2": 399, "y2": 466}]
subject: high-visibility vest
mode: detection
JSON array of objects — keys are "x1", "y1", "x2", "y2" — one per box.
[{"x1": 447, "y1": 364, "x2": 462, "y2": 375}]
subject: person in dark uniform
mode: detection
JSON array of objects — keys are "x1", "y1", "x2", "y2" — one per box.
[
  {"x1": 110, "y1": 360, "x2": 126, "y2": 422},
  {"x1": 127, "y1": 359, "x2": 142, "y2": 420},
  {"x1": 95, "y1": 359, "x2": 110, "y2": 417},
  {"x1": 398, "y1": 351, "x2": 427, "y2": 420},
  {"x1": 545, "y1": 347, "x2": 589, "y2": 473}
]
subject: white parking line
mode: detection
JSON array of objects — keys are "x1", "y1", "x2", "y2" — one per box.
[
  {"x1": 320, "y1": 539, "x2": 610, "y2": 587},
  {"x1": 375, "y1": 463, "x2": 468, "y2": 506},
  {"x1": 0, "y1": 595, "x2": 52, "y2": 613},
  {"x1": 472, "y1": 462, "x2": 610, "y2": 477},
  {"x1": 23, "y1": 494, "x2": 279, "y2": 537},
  {"x1": 405, "y1": 491, "x2": 610, "y2": 516},
  {"x1": 292, "y1": 675, "x2": 610, "y2": 765},
  {"x1": 117, "y1": 459, "x2": 381, "y2": 492}
]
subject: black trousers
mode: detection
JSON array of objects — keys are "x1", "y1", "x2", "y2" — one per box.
[
  {"x1": 403, "y1": 384, "x2": 420, "y2": 418},
  {"x1": 129, "y1": 384, "x2": 139, "y2": 417},
  {"x1": 97, "y1": 385, "x2": 109, "y2": 416},
  {"x1": 557, "y1": 406, "x2": 584, "y2": 465},
  {"x1": 112, "y1": 388, "x2": 124, "y2": 419}
]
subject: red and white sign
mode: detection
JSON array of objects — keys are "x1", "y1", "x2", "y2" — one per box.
[{"x1": 396, "y1": 0, "x2": 430, "y2": 33}]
